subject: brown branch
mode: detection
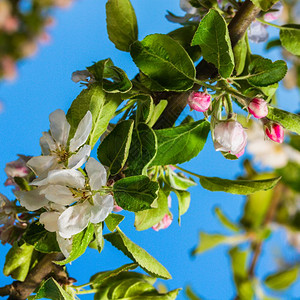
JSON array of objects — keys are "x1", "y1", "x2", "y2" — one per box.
[
  {"x1": 154, "y1": 0, "x2": 261, "y2": 129},
  {"x1": 0, "y1": 253, "x2": 65, "y2": 300}
]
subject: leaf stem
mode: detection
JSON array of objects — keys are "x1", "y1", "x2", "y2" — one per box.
[
  {"x1": 172, "y1": 165, "x2": 202, "y2": 179},
  {"x1": 73, "y1": 282, "x2": 92, "y2": 289},
  {"x1": 256, "y1": 18, "x2": 282, "y2": 30},
  {"x1": 76, "y1": 288, "x2": 98, "y2": 295}
]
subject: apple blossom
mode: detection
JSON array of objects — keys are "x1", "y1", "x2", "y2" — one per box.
[
  {"x1": 265, "y1": 122, "x2": 284, "y2": 143},
  {"x1": 248, "y1": 21, "x2": 268, "y2": 43},
  {"x1": 264, "y1": 2, "x2": 283, "y2": 22},
  {"x1": 152, "y1": 214, "x2": 173, "y2": 231},
  {"x1": 248, "y1": 98, "x2": 268, "y2": 119},
  {"x1": 213, "y1": 121, "x2": 247, "y2": 156},
  {"x1": 27, "y1": 109, "x2": 92, "y2": 176},
  {"x1": 180, "y1": 0, "x2": 197, "y2": 14},
  {"x1": 187, "y1": 92, "x2": 211, "y2": 112}
]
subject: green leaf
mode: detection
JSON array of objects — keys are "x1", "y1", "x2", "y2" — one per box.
[
  {"x1": 105, "y1": 214, "x2": 125, "y2": 232},
  {"x1": 106, "y1": 0, "x2": 138, "y2": 52},
  {"x1": 247, "y1": 57, "x2": 287, "y2": 87},
  {"x1": 32, "y1": 278, "x2": 73, "y2": 300},
  {"x1": 130, "y1": 34, "x2": 196, "y2": 91},
  {"x1": 113, "y1": 175, "x2": 159, "y2": 212},
  {"x1": 192, "y1": 232, "x2": 227, "y2": 255},
  {"x1": 3, "y1": 243, "x2": 36, "y2": 281},
  {"x1": 185, "y1": 286, "x2": 202, "y2": 300},
  {"x1": 125, "y1": 123, "x2": 157, "y2": 176},
  {"x1": 166, "y1": 167, "x2": 197, "y2": 191},
  {"x1": 174, "y1": 190, "x2": 191, "y2": 225},
  {"x1": 151, "y1": 120, "x2": 210, "y2": 166},
  {"x1": 134, "y1": 189, "x2": 170, "y2": 231},
  {"x1": 135, "y1": 95, "x2": 155, "y2": 124},
  {"x1": 250, "y1": 0, "x2": 280, "y2": 11},
  {"x1": 280, "y1": 25, "x2": 300, "y2": 56},
  {"x1": 277, "y1": 162, "x2": 300, "y2": 193},
  {"x1": 98, "y1": 120, "x2": 134, "y2": 175},
  {"x1": 215, "y1": 207, "x2": 240, "y2": 232},
  {"x1": 147, "y1": 100, "x2": 168, "y2": 128},
  {"x1": 92, "y1": 223, "x2": 104, "y2": 253},
  {"x1": 104, "y1": 228, "x2": 172, "y2": 279},
  {"x1": 229, "y1": 247, "x2": 254, "y2": 299},
  {"x1": 67, "y1": 84, "x2": 123, "y2": 148},
  {"x1": 199, "y1": 175, "x2": 281, "y2": 195},
  {"x1": 191, "y1": 9, "x2": 234, "y2": 78},
  {"x1": 264, "y1": 267, "x2": 299, "y2": 290},
  {"x1": 267, "y1": 106, "x2": 300, "y2": 135},
  {"x1": 55, "y1": 223, "x2": 94, "y2": 265},
  {"x1": 233, "y1": 35, "x2": 247, "y2": 76},
  {"x1": 87, "y1": 59, "x2": 132, "y2": 93}
]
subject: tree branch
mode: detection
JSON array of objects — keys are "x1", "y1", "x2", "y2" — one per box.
[{"x1": 154, "y1": 0, "x2": 261, "y2": 129}]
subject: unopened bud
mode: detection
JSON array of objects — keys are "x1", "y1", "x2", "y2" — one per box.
[
  {"x1": 152, "y1": 214, "x2": 172, "y2": 231},
  {"x1": 187, "y1": 91, "x2": 211, "y2": 112},
  {"x1": 265, "y1": 122, "x2": 284, "y2": 143},
  {"x1": 248, "y1": 98, "x2": 268, "y2": 119}
]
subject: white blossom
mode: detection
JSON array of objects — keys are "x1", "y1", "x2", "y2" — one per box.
[{"x1": 248, "y1": 21, "x2": 268, "y2": 43}]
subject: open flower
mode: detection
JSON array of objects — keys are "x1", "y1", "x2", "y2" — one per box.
[{"x1": 27, "y1": 109, "x2": 92, "y2": 176}]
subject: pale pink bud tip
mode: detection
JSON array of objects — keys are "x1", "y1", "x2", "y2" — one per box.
[
  {"x1": 265, "y1": 123, "x2": 284, "y2": 143},
  {"x1": 113, "y1": 205, "x2": 123, "y2": 212},
  {"x1": 248, "y1": 98, "x2": 268, "y2": 119},
  {"x1": 187, "y1": 91, "x2": 211, "y2": 112},
  {"x1": 152, "y1": 214, "x2": 172, "y2": 231}
]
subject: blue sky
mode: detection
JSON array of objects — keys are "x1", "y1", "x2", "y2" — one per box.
[{"x1": 0, "y1": 0, "x2": 299, "y2": 299}]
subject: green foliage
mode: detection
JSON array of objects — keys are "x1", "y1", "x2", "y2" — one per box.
[
  {"x1": 67, "y1": 84, "x2": 122, "y2": 147},
  {"x1": 247, "y1": 57, "x2": 287, "y2": 87},
  {"x1": 264, "y1": 267, "x2": 299, "y2": 290},
  {"x1": 113, "y1": 175, "x2": 159, "y2": 212},
  {"x1": 279, "y1": 25, "x2": 300, "y2": 56},
  {"x1": 233, "y1": 35, "x2": 247, "y2": 76},
  {"x1": 30, "y1": 278, "x2": 73, "y2": 300},
  {"x1": 215, "y1": 207, "x2": 240, "y2": 232},
  {"x1": 105, "y1": 214, "x2": 125, "y2": 232},
  {"x1": 55, "y1": 223, "x2": 94, "y2": 265},
  {"x1": 104, "y1": 228, "x2": 172, "y2": 279},
  {"x1": 98, "y1": 120, "x2": 134, "y2": 176},
  {"x1": 125, "y1": 123, "x2": 157, "y2": 176},
  {"x1": 267, "y1": 106, "x2": 300, "y2": 135},
  {"x1": 130, "y1": 34, "x2": 196, "y2": 91},
  {"x1": 192, "y1": 232, "x2": 227, "y2": 255},
  {"x1": 91, "y1": 223, "x2": 105, "y2": 253},
  {"x1": 191, "y1": 9, "x2": 234, "y2": 78},
  {"x1": 134, "y1": 189, "x2": 170, "y2": 231},
  {"x1": 229, "y1": 247, "x2": 254, "y2": 300},
  {"x1": 87, "y1": 59, "x2": 132, "y2": 93},
  {"x1": 277, "y1": 162, "x2": 300, "y2": 192},
  {"x1": 151, "y1": 120, "x2": 210, "y2": 166},
  {"x1": 185, "y1": 286, "x2": 202, "y2": 300},
  {"x1": 3, "y1": 242, "x2": 37, "y2": 281},
  {"x1": 174, "y1": 190, "x2": 191, "y2": 224},
  {"x1": 106, "y1": 0, "x2": 138, "y2": 52},
  {"x1": 165, "y1": 167, "x2": 197, "y2": 191},
  {"x1": 147, "y1": 100, "x2": 168, "y2": 128},
  {"x1": 135, "y1": 95, "x2": 155, "y2": 124},
  {"x1": 199, "y1": 175, "x2": 281, "y2": 195},
  {"x1": 250, "y1": 0, "x2": 279, "y2": 11}
]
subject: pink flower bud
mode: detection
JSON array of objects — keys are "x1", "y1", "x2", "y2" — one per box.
[
  {"x1": 214, "y1": 121, "x2": 247, "y2": 156},
  {"x1": 248, "y1": 98, "x2": 268, "y2": 119},
  {"x1": 265, "y1": 122, "x2": 284, "y2": 143},
  {"x1": 152, "y1": 214, "x2": 172, "y2": 231},
  {"x1": 113, "y1": 205, "x2": 123, "y2": 212},
  {"x1": 264, "y1": 2, "x2": 283, "y2": 22},
  {"x1": 187, "y1": 92, "x2": 211, "y2": 112}
]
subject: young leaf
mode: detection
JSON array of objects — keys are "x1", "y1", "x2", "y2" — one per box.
[
  {"x1": 247, "y1": 57, "x2": 287, "y2": 87},
  {"x1": 135, "y1": 95, "x2": 155, "y2": 124},
  {"x1": 280, "y1": 25, "x2": 300, "y2": 56},
  {"x1": 93, "y1": 223, "x2": 104, "y2": 253},
  {"x1": 233, "y1": 35, "x2": 247, "y2": 76},
  {"x1": 191, "y1": 232, "x2": 227, "y2": 255},
  {"x1": 264, "y1": 267, "x2": 299, "y2": 290},
  {"x1": 215, "y1": 207, "x2": 240, "y2": 232},
  {"x1": 104, "y1": 228, "x2": 172, "y2": 279},
  {"x1": 130, "y1": 34, "x2": 196, "y2": 91},
  {"x1": 125, "y1": 123, "x2": 157, "y2": 176},
  {"x1": 97, "y1": 120, "x2": 134, "y2": 175},
  {"x1": 105, "y1": 214, "x2": 125, "y2": 232},
  {"x1": 134, "y1": 189, "x2": 170, "y2": 231},
  {"x1": 250, "y1": 0, "x2": 280, "y2": 11},
  {"x1": 31, "y1": 277, "x2": 73, "y2": 300},
  {"x1": 150, "y1": 120, "x2": 210, "y2": 166},
  {"x1": 67, "y1": 84, "x2": 123, "y2": 147},
  {"x1": 55, "y1": 223, "x2": 94, "y2": 265},
  {"x1": 174, "y1": 190, "x2": 191, "y2": 225},
  {"x1": 166, "y1": 167, "x2": 197, "y2": 191},
  {"x1": 267, "y1": 106, "x2": 300, "y2": 135},
  {"x1": 106, "y1": 0, "x2": 138, "y2": 52},
  {"x1": 113, "y1": 175, "x2": 159, "y2": 212},
  {"x1": 191, "y1": 9, "x2": 234, "y2": 78},
  {"x1": 199, "y1": 175, "x2": 281, "y2": 195},
  {"x1": 3, "y1": 243, "x2": 36, "y2": 281},
  {"x1": 147, "y1": 100, "x2": 168, "y2": 128}
]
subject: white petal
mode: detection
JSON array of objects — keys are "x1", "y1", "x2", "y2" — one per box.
[
  {"x1": 58, "y1": 202, "x2": 91, "y2": 238},
  {"x1": 49, "y1": 109, "x2": 70, "y2": 147},
  {"x1": 248, "y1": 21, "x2": 269, "y2": 43},
  {"x1": 41, "y1": 185, "x2": 76, "y2": 205},
  {"x1": 56, "y1": 233, "x2": 73, "y2": 258},
  {"x1": 69, "y1": 111, "x2": 92, "y2": 152},
  {"x1": 27, "y1": 156, "x2": 56, "y2": 176},
  {"x1": 40, "y1": 132, "x2": 56, "y2": 155},
  {"x1": 85, "y1": 157, "x2": 107, "y2": 190},
  {"x1": 40, "y1": 211, "x2": 60, "y2": 232},
  {"x1": 33, "y1": 169, "x2": 85, "y2": 189},
  {"x1": 68, "y1": 144, "x2": 91, "y2": 169},
  {"x1": 90, "y1": 194, "x2": 114, "y2": 223},
  {"x1": 14, "y1": 188, "x2": 48, "y2": 211}
]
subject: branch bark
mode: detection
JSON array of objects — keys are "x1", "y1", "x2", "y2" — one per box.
[{"x1": 154, "y1": 0, "x2": 261, "y2": 129}]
